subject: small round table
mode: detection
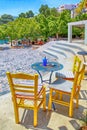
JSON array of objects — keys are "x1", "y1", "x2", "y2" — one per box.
[
  {"x1": 31, "y1": 61, "x2": 63, "y2": 83},
  {"x1": 77, "y1": 51, "x2": 87, "y2": 62}
]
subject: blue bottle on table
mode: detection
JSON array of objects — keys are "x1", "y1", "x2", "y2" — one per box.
[{"x1": 43, "y1": 57, "x2": 47, "y2": 66}]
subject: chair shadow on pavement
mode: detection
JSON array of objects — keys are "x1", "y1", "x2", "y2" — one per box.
[
  {"x1": 69, "y1": 89, "x2": 87, "y2": 130},
  {"x1": 46, "y1": 89, "x2": 86, "y2": 130},
  {"x1": 58, "y1": 126, "x2": 68, "y2": 130},
  {"x1": 19, "y1": 89, "x2": 86, "y2": 130},
  {"x1": 20, "y1": 108, "x2": 53, "y2": 130},
  {"x1": 79, "y1": 90, "x2": 87, "y2": 100}
]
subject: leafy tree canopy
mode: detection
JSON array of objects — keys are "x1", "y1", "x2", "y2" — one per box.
[
  {"x1": 39, "y1": 4, "x2": 50, "y2": 17},
  {"x1": 26, "y1": 10, "x2": 34, "y2": 18},
  {"x1": 0, "y1": 14, "x2": 14, "y2": 24},
  {"x1": 18, "y1": 13, "x2": 26, "y2": 18},
  {"x1": 0, "y1": 2, "x2": 86, "y2": 42}
]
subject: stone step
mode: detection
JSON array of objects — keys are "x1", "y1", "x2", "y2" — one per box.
[
  {"x1": 48, "y1": 47, "x2": 67, "y2": 58},
  {"x1": 43, "y1": 49, "x2": 65, "y2": 60},
  {"x1": 41, "y1": 41, "x2": 87, "y2": 62},
  {"x1": 56, "y1": 41, "x2": 86, "y2": 51},
  {"x1": 51, "y1": 45, "x2": 75, "y2": 55}
]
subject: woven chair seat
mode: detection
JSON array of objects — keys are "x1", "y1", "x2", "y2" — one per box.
[
  {"x1": 55, "y1": 70, "x2": 74, "y2": 79},
  {"x1": 49, "y1": 78, "x2": 73, "y2": 93}
]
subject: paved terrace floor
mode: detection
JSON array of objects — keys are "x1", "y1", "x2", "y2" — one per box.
[{"x1": 0, "y1": 41, "x2": 87, "y2": 130}]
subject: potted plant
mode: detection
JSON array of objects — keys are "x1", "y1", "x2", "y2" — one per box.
[{"x1": 78, "y1": 111, "x2": 87, "y2": 130}]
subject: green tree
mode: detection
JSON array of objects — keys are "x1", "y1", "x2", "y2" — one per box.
[
  {"x1": 47, "y1": 15, "x2": 59, "y2": 38},
  {"x1": 0, "y1": 26, "x2": 6, "y2": 39},
  {"x1": 0, "y1": 4, "x2": 87, "y2": 44},
  {"x1": 5, "y1": 21, "x2": 19, "y2": 45},
  {"x1": 36, "y1": 14, "x2": 49, "y2": 41},
  {"x1": 0, "y1": 14, "x2": 14, "y2": 24},
  {"x1": 75, "y1": 13, "x2": 87, "y2": 21},
  {"x1": 57, "y1": 10, "x2": 71, "y2": 37},
  {"x1": 50, "y1": 7, "x2": 59, "y2": 17},
  {"x1": 26, "y1": 10, "x2": 34, "y2": 18},
  {"x1": 18, "y1": 13, "x2": 26, "y2": 18},
  {"x1": 39, "y1": 4, "x2": 50, "y2": 17}
]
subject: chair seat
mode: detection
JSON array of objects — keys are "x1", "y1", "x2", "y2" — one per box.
[
  {"x1": 49, "y1": 78, "x2": 73, "y2": 93},
  {"x1": 55, "y1": 71, "x2": 74, "y2": 79}
]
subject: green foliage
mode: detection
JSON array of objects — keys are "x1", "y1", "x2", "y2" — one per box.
[
  {"x1": 75, "y1": 13, "x2": 87, "y2": 21},
  {"x1": 72, "y1": 26, "x2": 83, "y2": 38},
  {"x1": 26, "y1": 10, "x2": 34, "y2": 18},
  {"x1": 18, "y1": 13, "x2": 26, "y2": 18},
  {"x1": 47, "y1": 15, "x2": 58, "y2": 37},
  {"x1": 1, "y1": 17, "x2": 40, "y2": 41},
  {"x1": 50, "y1": 7, "x2": 59, "y2": 17},
  {"x1": 0, "y1": 3, "x2": 86, "y2": 42},
  {"x1": 57, "y1": 10, "x2": 71, "y2": 36},
  {"x1": 39, "y1": 4, "x2": 59, "y2": 18},
  {"x1": 39, "y1": 4, "x2": 50, "y2": 17},
  {"x1": 18, "y1": 10, "x2": 34, "y2": 18},
  {"x1": 0, "y1": 14, "x2": 14, "y2": 25}
]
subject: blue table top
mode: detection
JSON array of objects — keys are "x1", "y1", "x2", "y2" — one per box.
[
  {"x1": 77, "y1": 51, "x2": 87, "y2": 55},
  {"x1": 31, "y1": 62, "x2": 63, "y2": 72}
]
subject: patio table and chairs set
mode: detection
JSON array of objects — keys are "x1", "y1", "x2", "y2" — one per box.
[{"x1": 6, "y1": 55, "x2": 86, "y2": 127}]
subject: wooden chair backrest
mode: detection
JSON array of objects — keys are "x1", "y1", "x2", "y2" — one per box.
[
  {"x1": 71, "y1": 64, "x2": 85, "y2": 98},
  {"x1": 72, "y1": 55, "x2": 81, "y2": 73},
  {"x1": 6, "y1": 72, "x2": 38, "y2": 98}
]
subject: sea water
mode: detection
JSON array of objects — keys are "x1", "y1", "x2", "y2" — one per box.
[{"x1": 0, "y1": 40, "x2": 9, "y2": 44}]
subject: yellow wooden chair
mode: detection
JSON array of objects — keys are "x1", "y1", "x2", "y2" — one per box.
[
  {"x1": 6, "y1": 72, "x2": 46, "y2": 127},
  {"x1": 55, "y1": 55, "x2": 82, "y2": 81},
  {"x1": 48, "y1": 64, "x2": 85, "y2": 117}
]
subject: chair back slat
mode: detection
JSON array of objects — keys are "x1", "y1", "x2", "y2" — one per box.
[
  {"x1": 14, "y1": 84, "x2": 34, "y2": 89},
  {"x1": 14, "y1": 89, "x2": 34, "y2": 93},
  {"x1": 72, "y1": 55, "x2": 81, "y2": 73},
  {"x1": 10, "y1": 73, "x2": 35, "y2": 80},
  {"x1": 72, "y1": 64, "x2": 85, "y2": 98},
  {"x1": 6, "y1": 72, "x2": 38, "y2": 97}
]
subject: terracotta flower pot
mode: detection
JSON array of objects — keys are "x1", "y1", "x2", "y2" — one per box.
[{"x1": 79, "y1": 126, "x2": 87, "y2": 130}]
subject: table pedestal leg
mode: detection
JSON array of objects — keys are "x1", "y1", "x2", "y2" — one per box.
[
  {"x1": 52, "y1": 102, "x2": 55, "y2": 110},
  {"x1": 37, "y1": 70, "x2": 56, "y2": 110},
  {"x1": 37, "y1": 70, "x2": 43, "y2": 83},
  {"x1": 37, "y1": 70, "x2": 54, "y2": 84},
  {"x1": 49, "y1": 71, "x2": 53, "y2": 84}
]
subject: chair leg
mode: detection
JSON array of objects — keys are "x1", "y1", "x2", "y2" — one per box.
[
  {"x1": 34, "y1": 108, "x2": 38, "y2": 127},
  {"x1": 59, "y1": 93, "x2": 63, "y2": 100},
  {"x1": 54, "y1": 91, "x2": 59, "y2": 100},
  {"x1": 48, "y1": 89, "x2": 52, "y2": 110},
  {"x1": 43, "y1": 90, "x2": 46, "y2": 111},
  {"x1": 76, "y1": 96, "x2": 79, "y2": 108},
  {"x1": 69, "y1": 99, "x2": 73, "y2": 117},
  {"x1": 13, "y1": 100, "x2": 19, "y2": 123}
]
